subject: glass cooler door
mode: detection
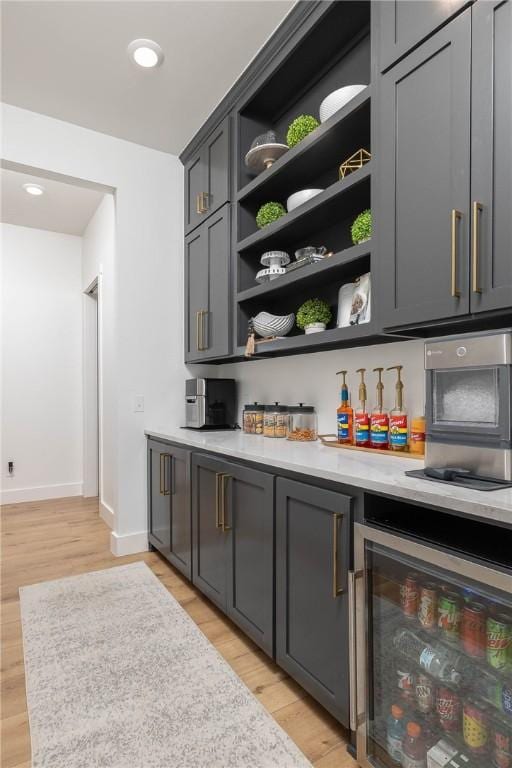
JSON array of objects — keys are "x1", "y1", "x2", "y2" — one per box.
[{"x1": 353, "y1": 524, "x2": 512, "y2": 768}]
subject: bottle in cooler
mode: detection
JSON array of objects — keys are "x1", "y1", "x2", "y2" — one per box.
[
  {"x1": 393, "y1": 628, "x2": 473, "y2": 685},
  {"x1": 386, "y1": 703, "x2": 406, "y2": 764},
  {"x1": 402, "y1": 721, "x2": 427, "y2": 768}
]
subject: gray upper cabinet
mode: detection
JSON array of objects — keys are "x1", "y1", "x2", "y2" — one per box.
[
  {"x1": 185, "y1": 205, "x2": 231, "y2": 362},
  {"x1": 147, "y1": 440, "x2": 191, "y2": 579},
  {"x1": 275, "y1": 478, "x2": 352, "y2": 725},
  {"x1": 376, "y1": 0, "x2": 469, "y2": 72},
  {"x1": 184, "y1": 117, "x2": 230, "y2": 235},
  {"x1": 470, "y1": 0, "x2": 512, "y2": 314},
  {"x1": 377, "y1": 10, "x2": 472, "y2": 329}
]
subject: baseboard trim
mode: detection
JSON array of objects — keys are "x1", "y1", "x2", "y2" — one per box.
[
  {"x1": 99, "y1": 501, "x2": 115, "y2": 529},
  {"x1": 0, "y1": 482, "x2": 83, "y2": 505},
  {"x1": 110, "y1": 530, "x2": 148, "y2": 557}
]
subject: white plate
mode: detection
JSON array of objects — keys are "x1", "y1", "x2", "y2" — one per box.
[
  {"x1": 286, "y1": 188, "x2": 324, "y2": 212},
  {"x1": 319, "y1": 85, "x2": 368, "y2": 123}
]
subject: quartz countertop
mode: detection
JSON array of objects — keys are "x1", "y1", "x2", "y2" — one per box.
[{"x1": 145, "y1": 427, "x2": 512, "y2": 527}]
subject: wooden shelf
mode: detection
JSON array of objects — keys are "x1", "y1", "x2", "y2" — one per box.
[
  {"x1": 237, "y1": 87, "x2": 371, "y2": 203},
  {"x1": 237, "y1": 242, "x2": 371, "y2": 302},
  {"x1": 237, "y1": 164, "x2": 371, "y2": 253}
]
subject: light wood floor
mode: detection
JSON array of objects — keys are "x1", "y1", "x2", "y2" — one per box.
[{"x1": 1, "y1": 496, "x2": 357, "y2": 768}]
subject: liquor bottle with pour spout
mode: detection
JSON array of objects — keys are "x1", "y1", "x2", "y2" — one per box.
[
  {"x1": 370, "y1": 367, "x2": 389, "y2": 449},
  {"x1": 388, "y1": 365, "x2": 408, "y2": 451},
  {"x1": 336, "y1": 370, "x2": 353, "y2": 444},
  {"x1": 354, "y1": 368, "x2": 370, "y2": 447}
]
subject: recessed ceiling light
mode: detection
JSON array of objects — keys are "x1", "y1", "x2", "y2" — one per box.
[
  {"x1": 127, "y1": 39, "x2": 164, "y2": 68},
  {"x1": 23, "y1": 183, "x2": 45, "y2": 196}
]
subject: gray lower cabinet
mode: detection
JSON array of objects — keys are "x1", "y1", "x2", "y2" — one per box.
[
  {"x1": 192, "y1": 453, "x2": 274, "y2": 655},
  {"x1": 470, "y1": 0, "x2": 512, "y2": 314},
  {"x1": 275, "y1": 477, "x2": 352, "y2": 725},
  {"x1": 185, "y1": 204, "x2": 231, "y2": 362},
  {"x1": 376, "y1": 0, "x2": 468, "y2": 72},
  {"x1": 378, "y1": 10, "x2": 472, "y2": 329},
  {"x1": 147, "y1": 440, "x2": 192, "y2": 579}
]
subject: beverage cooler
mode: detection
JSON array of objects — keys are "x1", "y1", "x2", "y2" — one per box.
[{"x1": 350, "y1": 511, "x2": 512, "y2": 768}]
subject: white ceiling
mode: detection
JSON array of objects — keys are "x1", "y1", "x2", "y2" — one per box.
[
  {"x1": 1, "y1": 0, "x2": 295, "y2": 155},
  {"x1": 1, "y1": 168, "x2": 106, "y2": 235}
]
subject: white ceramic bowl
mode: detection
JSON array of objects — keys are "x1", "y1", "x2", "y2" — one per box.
[
  {"x1": 252, "y1": 311, "x2": 295, "y2": 338},
  {"x1": 286, "y1": 188, "x2": 324, "y2": 212},
  {"x1": 319, "y1": 84, "x2": 368, "y2": 123}
]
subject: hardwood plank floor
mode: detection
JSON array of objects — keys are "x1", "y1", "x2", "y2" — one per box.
[{"x1": 1, "y1": 496, "x2": 357, "y2": 768}]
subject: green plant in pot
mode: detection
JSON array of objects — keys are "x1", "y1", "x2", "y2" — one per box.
[
  {"x1": 286, "y1": 115, "x2": 320, "y2": 148},
  {"x1": 256, "y1": 201, "x2": 286, "y2": 229},
  {"x1": 351, "y1": 209, "x2": 372, "y2": 245},
  {"x1": 296, "y1": 298, "x2": 332, "y2": 334}
]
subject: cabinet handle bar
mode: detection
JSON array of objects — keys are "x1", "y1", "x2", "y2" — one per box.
[
  {"x1": 451, "y1": 209, "x2": 462, "y2": 298},
  {"x1": 472, "y1": 201, "x2": 483, "y2": 294},
  {"x1": 332, "y1": 512, "x2": 344, "y2": 598},
  {"x1": 221, "y1": 474, "x2": 231, "y2": 532}
]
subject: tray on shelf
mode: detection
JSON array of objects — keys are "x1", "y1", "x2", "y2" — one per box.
[{"x1": 318, "y1": 434, "x2": 424, "y2": 459}]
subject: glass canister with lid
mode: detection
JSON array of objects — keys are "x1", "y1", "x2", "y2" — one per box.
[
  {"x1": 263, "y1": 403, "x2": 288, "y2": 438},
  {"x1": 287, "y1": 404, "x2": 318, "y2": 441},
  {"x1": 243, "y1": 402, "x2": 265, "y2": 435}
]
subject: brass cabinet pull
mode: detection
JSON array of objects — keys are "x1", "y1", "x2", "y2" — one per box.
[
  {"x1": 215, "y1": 473, "x2": 225, "y2": 528},
  {"x1": 472, "y1": 201, "x2": 483, "y2": 294},
  {"x1": 196, "y1": 194, "x2": 201, "y2": 215},
  {"x1": 332, "y1": 513, "x2": 344, "y2": 598},
  {"x1": 202, "y1": 192, "x2": 209, "y2": 212},
  {"x1": 220, "y1": 474, "x2": 231, "y2": 532},
  {"x1": 195, "y1": 310, "x2": 208, "y2": 351},
  {"x1": 163, "y1": 454, "x2": 171, "y2": 496},
  {"x1": 451, "y1": 209, "x2": 462, "y2": 298},
  {"x1": 196, "y1": 311, "x2": 201, "y2": 351},
  {"x1": 201, "y1": 310, "x2": 208, "y2": 350},
  {"x1": 197, "y1": 192, "x2": 208, "y2": 214},
  {"x1": 159, "y1": 453, "x2": 165, "y2": 495}
]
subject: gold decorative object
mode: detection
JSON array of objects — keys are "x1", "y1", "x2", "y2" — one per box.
[{"x1": 339, "y1": 148, "x2": 371, "y2": 180}]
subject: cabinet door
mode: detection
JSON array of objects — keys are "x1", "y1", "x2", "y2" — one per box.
[
  {"x1": 203, "y1": 116, "x2": 230, "y2": 219},
  {"x1": 377, "y1": 0, "x2": 468, "y2": 72},
  {"x1": 147, "y1": 439, "x2": 171, "y2": 558},
  {"x1": 276, "y1": 478, "x2": 352, "y2": 725},
  {"x1": 378, "y1": 11, "x2": 471, "y2": 329},
  {"x1": 224, "y1": 463, "x2": 274, "y2": 656},
  {"x1": 192, "y1": 454, "x2": 229, "y2": 610},
  {"x1": 168, "y1": 445, "x2": 192, "y2": 579},
  {"x1": 203, "y1": 206, "x2": 231, "y2": 359},
  {"x1": 184, "y1": 226, "x2": 208, "y2": 362},
  {"x1": 470, "y1": 0, "x2": 512, "y2": 313},
  {"x1": 185, "y1": 151, "x2": 205, "y2": 234}
]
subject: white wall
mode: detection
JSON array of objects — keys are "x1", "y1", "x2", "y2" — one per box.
[
  {"x1": 1, "y1": 103, "x2": 214, "y2": 554},
  {"x1": 1, "y1": 223, "x2": 83, "y2": 503},
  {"x1": 219, "y1": 339, "x2": 426, "y2": 434}
]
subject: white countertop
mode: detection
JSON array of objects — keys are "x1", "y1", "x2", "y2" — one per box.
[{"x1": 145, "y1": 427, "x2": 512, "y2": 527}]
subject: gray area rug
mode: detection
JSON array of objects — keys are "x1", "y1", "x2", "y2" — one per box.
[{"x1": 20, "y1": 561, "x2": 312, "y2": 768}]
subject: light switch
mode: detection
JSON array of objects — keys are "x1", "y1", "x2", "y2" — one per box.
[{"x1": 134, "y1": 395, "x2": 144, "y2": 413}]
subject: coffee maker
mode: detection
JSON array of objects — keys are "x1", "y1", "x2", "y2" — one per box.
[{"x1": 184, "y1": 378, "x2": 237, "y2": 429}]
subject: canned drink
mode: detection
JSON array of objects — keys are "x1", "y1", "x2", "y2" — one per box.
[
  {"x1": 400, "y1": 573, "x2": 419, "y2": 620},
  {"x1": 494, "y1": 720, "x2": 512, "y2": 768},
  {"x1": 463, "y1": 699, "x2": 489, "y2": 753},
  {"x1": 436, "y1": 687, "x2": 461, "y2": 732},
  {"x1": 415, "y1": 673, "x2": 434, "y2": 714},
  {"x1": 397, "y1": 669, "x2": 415, "y2": 700},
  {"x1": 418, "y1": 583, "x2": 437, "y2": 631},
  {"x1": 438, "y1": 591, "x2": 462, "y2": 643},
  {"x1": 462, "y1": 602, "x2": 487, "y2": 658},
  {"x1": 487, "y1": 615, "x2": 512, "y2": 671}
]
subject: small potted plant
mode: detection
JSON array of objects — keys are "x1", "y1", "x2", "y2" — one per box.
[
  {"x1": 256, "y1": 201, "x2": 286, "y2": 229},
  {"x1": 296, "y1": 298, "x2": 332, "y2": 334},
  {"x1": 351, "y1": 209, "x2": 372, "y2": 245},
  {"x1": 286, "y1": 115, "x2": 320, "y2": 148}
]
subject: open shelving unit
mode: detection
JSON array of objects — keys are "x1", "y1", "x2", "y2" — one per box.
[{"x1": 233, "y1": 1, "x2": 379, "y2": 358}]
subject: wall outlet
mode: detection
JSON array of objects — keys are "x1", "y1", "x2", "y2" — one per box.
[
  {"x1": 133, "y1": 395, "x2": 144, "y2": 413},
  {"x1": 7, "y1": 461, "x2": 15, "y2": 478}
]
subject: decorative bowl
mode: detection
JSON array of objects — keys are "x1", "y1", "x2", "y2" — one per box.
[
  {"x1": 286, "y1": 188, "x2": 324, "y2": 212},
  {"x1": 260, "y1": 250, "x2": 290, "y2": 268},
  {"x1": 319, "y1": 84, "x2": 368, "y2": 123},
  {"x1": 256, "y1": 266, "x2": 286, "y2": 283},
  {"x1": 252, "y1": 311, "x2": 295, "y2": 338},
  {"x1": 294, "y1": 246, "x2": 327, "y2": 261}
]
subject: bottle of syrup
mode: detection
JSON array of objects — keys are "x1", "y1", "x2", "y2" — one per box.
[
  {"x1": 336, "y1": 370, "x2": 353, "y2": 444},
  {"x1": 354, "y1": 368, "x2": 370, "y2": 447},
  {"x1": 370, "y1": 367, "x2": 389, "y2": 449},
  {"x1": 388, "y1": 365, "x2": 408, "y2": 451}
]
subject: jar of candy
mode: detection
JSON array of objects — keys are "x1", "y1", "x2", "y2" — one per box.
[
  {"x1": 287, "y1": 404, "x2": 318, "y2": 441},
  {"x1": 263, "y1": 403, "x2": 288, "y2": 438},
  {"x1": 243, "y1": 403, "x2": 264, "y2": 434}
]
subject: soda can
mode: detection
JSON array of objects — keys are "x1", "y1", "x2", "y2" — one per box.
[
  {"x1": 400, "y1": 573, "x2": 419, "y2": 620},
  {"x1": 397, "y1": 668, "x2": 415, "y2": 700},
  {"x1": 493, "y1": 719, "x2": 511, "y2": 768},
  {"x1": 415, "y1": 673, "x2": 434, "y2": 714},
  {"x1": 436, "y1": 687, "x2": 461, "y2": 732},
  {"x1": 438, "y1": 591, "x2": 462, "y2": 643},
  {"x1": 462, "y1": 601, "x2": 487, "y2": 658},
  {"x1": 463, "y1": 699, "x2": 489, "y2": 753},
  {"x1": 418, "y1": 583, "x2": 437, "y2": 631},
  {"x1": 487, "y1": 614, "x2": 512, "y2": 671}
]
